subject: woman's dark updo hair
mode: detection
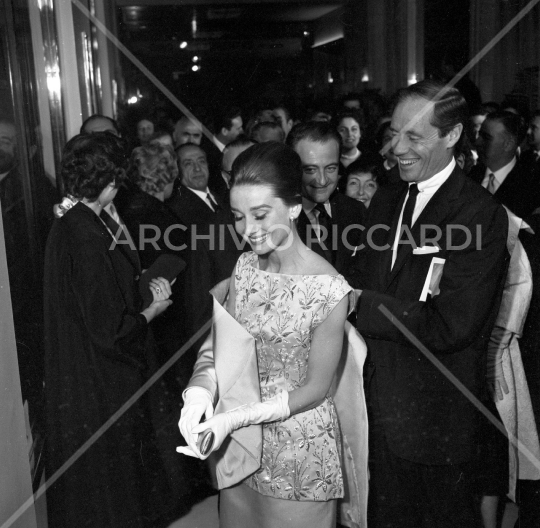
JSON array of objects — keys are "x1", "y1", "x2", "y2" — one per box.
[
  {"x1": 61, "y1": 132, "x2": 128, "y2": 201},
  {"x1": 231, "y1": 141, "x2": 302, "y2": 207}
]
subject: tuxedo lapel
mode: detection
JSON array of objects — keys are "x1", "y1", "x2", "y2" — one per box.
[
  {"x1": 384, "y1": 169, "x2": 463, "y2": 291},
  {"x1": 381, "y1": 188, "x2": 408, "y2": 289}
]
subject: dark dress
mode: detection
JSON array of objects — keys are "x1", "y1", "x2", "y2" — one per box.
[{"x1": 44, "y1": 202, "x2": 170, "y2": 528}]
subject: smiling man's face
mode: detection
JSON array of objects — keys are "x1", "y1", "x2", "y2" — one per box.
[
  {"x1": 390, "y1": 96, "x2": 457, "y2": 183},
  {"x1": 294, "y1": 138, "x2": 340, "y2": 203}
]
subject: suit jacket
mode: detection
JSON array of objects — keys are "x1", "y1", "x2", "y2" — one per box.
[
  {"x1": 297, "y1": 192, "x2": 365, "y2": 277},
  {"x1": 200, "y1": 136, "x2": 228, "y2": 201},
  {"x1": 165, "y1": 184, "x2": 225, "y2": 231},
  {"x1": 349, "y1": 166, "x2": 510, "y2": 465},
  {"x1": 469, "y1": 161, "x2": 540, "y2": 219}
]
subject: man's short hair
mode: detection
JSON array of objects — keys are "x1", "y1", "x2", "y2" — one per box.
[
  {"x1": 286, "y1": 120, "x2": 341, "y2": 151},
  {"x1": 223, "y1": 136, "x2": 255, "y2": 152},
  {"x1": 215, "y1": 107, "x2": 242, "y2": 133},
  {"x1": 486, "y1": 110, "x2": 528, "y2": 146},
  {"x1": 175, "y1": 142, "x2": 206, "y2": 160},
  {"x1": 250, "y1": 121, "x2": 285, "y2": 143},
  {"x1": 80, "y1": 114, "x2": 120, "y2": 136},
  {"x1": 395, "y1": 79, "x2": 468, "y2": 152},
  {"x1": 273, "y1": 104, "x2": 292, "y2": 122}
]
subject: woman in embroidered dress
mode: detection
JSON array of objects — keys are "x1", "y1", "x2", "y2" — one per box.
[{"x1": 178, "y1": 141, "x2": 352, "y2": 527}]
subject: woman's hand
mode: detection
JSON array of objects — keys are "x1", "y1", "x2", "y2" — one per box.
[
  {"x1": 176, "y1": 387, "x2": 214, "y2": 459},
  {"x1": 141, "y1": 277, "x2": 173, "y2": 322}
]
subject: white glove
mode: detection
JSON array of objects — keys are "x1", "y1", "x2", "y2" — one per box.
[
  {"x1": 190, "y1": 390, "x2": 290, "y2": 458},
  {"x1": 487, "y1": 327, "x2": 511, "y2": 402},
  {"x1": 177, "y1": 387, "x2": 214, "y2": 458}
]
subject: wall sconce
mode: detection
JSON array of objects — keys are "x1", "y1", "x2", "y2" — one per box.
[{"x1": 407, "y1": 73, "x2": 418, "y2": 86}]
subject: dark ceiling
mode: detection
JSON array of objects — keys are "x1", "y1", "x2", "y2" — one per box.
[{"x1": 116, "y1": 0, "x2": 347, "y2": 113}]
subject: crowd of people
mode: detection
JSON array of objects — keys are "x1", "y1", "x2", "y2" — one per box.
[{"x1": 11, "y1": 77, "x2": 539, "y2": 527}]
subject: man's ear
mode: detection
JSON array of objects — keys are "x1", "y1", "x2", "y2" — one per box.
[
  {"x1": 503, "y1": 133, "x2": 518, "y2": 153},
  {"x1": 220, "y1": 127, "x2": 229, "y2": 138},
  {"x1": 447, "y1": 123, "x2": 463, "y2": 149}
]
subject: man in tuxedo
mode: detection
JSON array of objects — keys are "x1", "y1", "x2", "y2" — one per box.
[
  {"x1": 349, "y1": 80, "x2": 509, "y2": 528},
  {"x1": 286, "y1": 121, "x2": 365, "y2": 277},
  {"x1": 470, "y1": 110, "x2": 540, "y2": 219}
]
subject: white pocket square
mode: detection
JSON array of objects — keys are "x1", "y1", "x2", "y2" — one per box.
[{"x1": 413, "y1": 245, "x2": 440, "y2": 255}]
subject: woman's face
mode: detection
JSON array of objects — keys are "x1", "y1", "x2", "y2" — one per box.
[
  {"x1": 230, "y1": 184, "x2": 299, "y2": 255},
  {"x1": 345, "y1": 172, "x2": 378, "y2": 208},
  {"x1": 337, "y1": 117, "x2": 361, "y2": 150}
]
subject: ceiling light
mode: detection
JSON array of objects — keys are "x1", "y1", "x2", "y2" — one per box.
[
  {"x1": 192, "y1": 55, "x2": 199, "y2": 62},
  {"x1": 128, "y1": 96, "x2": 138, "y2": 104},
  {"x1": 192, "y1": 64, "x2": 200, "y2": 72},
  {"x1": 180, "y1": 41, "x2": 188, "y2": 49}
]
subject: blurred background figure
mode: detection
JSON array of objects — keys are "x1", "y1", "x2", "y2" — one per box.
[
  {"x1": 250, "y1": 120, "x2": 285, "y2": 143},
  {"x1": 335, "y1": 109, "x2": 363, "y2": 172},
  {"x1": 137, "y1": 118, "x2": 155, "y2": 146}
]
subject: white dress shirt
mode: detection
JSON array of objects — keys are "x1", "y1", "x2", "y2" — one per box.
[
  {"x1": 391, "y1": 158, "x2": 455, "y2": 268},
  {"x1": 188, "y1": 187, "x2": 219, "y2": 211},
  {"x1": 481, "y1": 157, "x2": 517, "y2": 194}
]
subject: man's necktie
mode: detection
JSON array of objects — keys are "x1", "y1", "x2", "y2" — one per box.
[
  {"x1": 486, "y1": 173, "x2": 496, "y2": 194},
  {"x1": 207, "y1": 193, "x2": 221, "y2": 212},
  {"x1": 314, "y1": 203, "x2": 334, "y2": 264},
  {"x1": 393, "y1": 183, "x2": 419, "y2": 267}
]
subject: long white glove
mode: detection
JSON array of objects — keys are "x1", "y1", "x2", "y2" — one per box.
[
  {"x1": 487, "y1": 326, "x2": 512, "y2": 402},
  {"x1": 190, "y1": 390, "x2": 290, "y2": 458},
  {"x1": 177, "y1": 387, "x2": 214, "y2": 458}
]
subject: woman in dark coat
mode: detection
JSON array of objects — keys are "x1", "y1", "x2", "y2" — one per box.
[{"x1": 44, "y1": 132, "x2": 173, "y2": 527}]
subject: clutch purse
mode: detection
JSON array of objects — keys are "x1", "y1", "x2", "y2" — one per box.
[{"x1": 139, "y1": 254, "x2": 186, "y2": 309}]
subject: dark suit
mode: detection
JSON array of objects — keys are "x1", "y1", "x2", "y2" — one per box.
[
  {"x1": 166, "y1": 183, "x2": 224, "y2": 230},
  {"x1": 200, "y1": 136, "x2": 228, "y2": 201},
  {"x1": 349, "y1": 166, "x2": 509, "y2": 527},
  {"x1": 166, "y1": 183, "x2": 242, "y2": 368},
  {"x1": 297, "y1": 192, "x2": 365, "y2": 277},
  {"x1": 469, "y1": 160, "x2": 540, "y2": 219}
]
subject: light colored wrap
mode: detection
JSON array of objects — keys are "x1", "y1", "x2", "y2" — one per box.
[
  {"x1": 494, "y1": 209, "x2": 540, "y2": 500},
  {"x1": 187, "y1": 296, "x2": 369, "y2": 527}
]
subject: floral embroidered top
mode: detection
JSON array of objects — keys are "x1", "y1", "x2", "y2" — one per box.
[{"x1": 234, "y1": 251, "x2": 352, "y2": 501}]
